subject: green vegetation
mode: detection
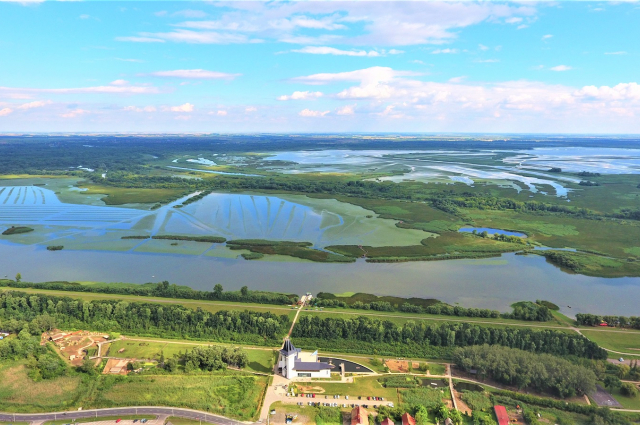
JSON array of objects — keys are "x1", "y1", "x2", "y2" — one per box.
[
  {"x1": 454, "y1": 345, "x2": 596, "y2": 397},
  {"x1": 292, "y1": 315, "x2": 606, "y2": 359},
  {"x1": 242, "y1": 252, "x2": 264, "y2": 260},
  {"x1": 228, "y1": 240, "x2": 355, "y2": 263},
  {"x1": 1, "y1": 279, "x2": 296, "y2": 306},
  {"x1": 1, "y1": 226, "x2": 34, "y2": 235},
  {"x1": 78, "y1": 184, "x2": 184, "y2": 205},
  {"x1": 0, "y1": 290, "x2": 290, "y2": 346},
  {"x1": 532, "y1": 250, "x2": 640, "y2": 277},
  {"x1": 44, "y1": 415, "x2": 156, "y2": 425},
  {"x1": 577, "y1": 313, "x2": 640, "y2": 330},
  {"x1": 93, "y1": 373, "x2": 267, "y2": 421},
  {"x1": 46, "y1": 245, "x2": 64, "y2": 251},
  {"x1": 122, "y1": 235, "x2": 227, "y2": 243}
]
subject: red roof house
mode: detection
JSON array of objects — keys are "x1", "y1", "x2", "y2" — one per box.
[
  {"x1": 381, "y1": 418, "x2": 394, "y2": 425},
  {"x1": 401, "y1": 413, "x2": 415, "y2": 425},
  {"x1": 494, "y1": 405, "x2": 509, "y2": 425},
  {"x1": 351, "y1": 406, "x2": 369, "y2": 425}
]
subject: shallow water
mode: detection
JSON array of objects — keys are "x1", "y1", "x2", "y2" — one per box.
[{"x1": 459, "y1": 227, "x2": 527, "y2": 238}]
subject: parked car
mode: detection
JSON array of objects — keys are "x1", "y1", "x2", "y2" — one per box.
[
  {"x1": 116, "y1": 420, "x2": 121, "y2": 423},
  {"x1": 387, "y1": 403, "x2": 394, "y2": 407}
]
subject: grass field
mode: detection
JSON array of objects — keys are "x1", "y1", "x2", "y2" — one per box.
[
  {"x1": 302, "y1": 304, "x2": 575, "y2": 328},
  {"x1": 608, "y1": 387, "x2": 640, "y2": 410},
  {"x1": 294, "y1": 375, "x2": 400, "y2": 402},
  {"x1": 44, "y1": 415, "x2": 156, "y2": 425},
  {"x1": 163, "y1": 417, "x2": 202, "y2": 425},
  {"x1": 580, "y1": 330, "x2": 640, "y2": 358},
  {"x1": 0, "y1": 362, "x2": 85, "y2": 412},
  {"x1": 77, "y1": 184, "x2": 184, "y2": 205},
  {"x1": 93, "y1": 373, "x2": 268, "y2": 421},
  {"x1": 106, "y1": 339, "x2": 277, "y2": 374}
]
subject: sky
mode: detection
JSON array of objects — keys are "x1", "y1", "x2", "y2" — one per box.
[{"x1": 0, "y1": 0, "x2": 639, "y2": 134}]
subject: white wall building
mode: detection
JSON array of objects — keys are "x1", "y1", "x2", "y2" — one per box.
[{"x1": 278, "y1": 339, "x2": 334, "y2": 379}]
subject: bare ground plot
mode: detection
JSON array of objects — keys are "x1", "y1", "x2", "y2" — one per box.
[{"x1": 590, "y1": 385, "x2": 622, "y2": 407}]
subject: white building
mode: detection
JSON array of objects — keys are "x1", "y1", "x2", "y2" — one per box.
[{"x1": 278, "y1": 339, "x2": 334, "y2": 379}]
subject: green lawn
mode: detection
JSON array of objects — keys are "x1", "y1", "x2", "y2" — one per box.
[
  {"x1": 106, "y1": 339, "x2": 276, "y2": 374},
  {"x1": 294, "y1": 375, "x2": 400, "y2": 402},
  {"x1": 44, "y1": 415, "x2": 156, "y2": 425},
  {"x1": 608, "y1": 387, "x2": 640, "y2": 410},
  {"x1": 0, "y1": 362, "x2": 86, "y2": 412},
  {"x1": 93, "y1": 373, "x2": 268, "y2": 421},
  {"x1": 580, "y1": 329, "x2": 640, "y2": 358}
]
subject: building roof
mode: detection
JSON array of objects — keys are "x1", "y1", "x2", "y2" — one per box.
[
  {"x1": 494, "y1": 405, "x2": 509, "y2": 425},
  {"x1": 280, "y1": 339, "x2": 301, "y2": 357},
  {"x1": 381, "y1": 418, "x2": 394, "y2": 425},
  {"x1": 401, "y1": 413, "x2": 415, "y2": 425},
  {"x1": 292, "y1": 361, "x2": 334, "y2": 371},
  {"x1": 351, "y1": 406, "x2": 368, "y2": 425}
]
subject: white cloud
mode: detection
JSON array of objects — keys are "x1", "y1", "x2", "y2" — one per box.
[
  {"x1": 292, "y1": 46, "x2": 381, "y2": 57},
  {"x1": 299, "y1": 109, "x2": 329, "y2": 117},
  {"x1": 277, "y1": 91, "x2": 323, "y2": 101},
  {"x1": 17, "y1": 100, "x2": 49, "y2": 110},
  {"x1": 0, "y1": 108, "x2": 13, "y2": 117},
  {"x1": 550, "y1": 65, "x2": 572, "y2": 72},
  {"x1": 0, "y1": 81, "x2": 159, "y2": 96},
  {"x1": 336, "y1": 105, "x2": 355, "y2": 115},
  {"x1": 292, "y1": 66, "x2": 420, "y2": 85},
  {"x1": 575, "y1": 83, "x2": 640, "y2": 101},
  {"x1": 505, "y1": 17, "x2": 523, "y2": 24},
  {"x1": 517, "y1": 24, "x2": 529, "y2": 30},
  {"x1": 145, "y1": 69, "x2": 240, "y2": 80},
  {"x1": 478, "y1": 44, "x2": 489, "y2": 51},
  {"x1": 116, "y1": 58, "x2": 145, "y2": 63},
  {"x1": 79, "y1": 14, "x2": 90, "y2": 19},
  {"x1": 123, "y1": 106, "x2": 157, "y2": 112},
  {"x1": 115, "y1": 36, "x2": 166, "y2": 43},
  {"x1": 245, "y1": 106, "x2": 257, "y2": 112},
  {"x1": 117, "y1": 2, "x2": 536, "y2": 47},
  {"x1": 169, "y1": 103, "x2": 194, "y2": 112},
  {"x1": 61, "y1": 109, "x2": 89, "y2": 118},
  {"x1": 605, "y1": 51, "x2": 627, "y2": 55},
  {"x1": 475, "y1": 59, "x2": 500, "y2": 63},
  {"x1": 217, "y1": 110, "x2": 227, "y2": 116},
  {"x1": 542, "y1": 34, "x2": 553, "y2": 40},
  {"x1": 432, "y1": 48, "x2": 458, "y2": 54},
  {"x1": 449, "y1": 76, "x2": 466, "y2": 83}
]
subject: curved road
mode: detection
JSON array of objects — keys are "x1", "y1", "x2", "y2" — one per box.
[{"x1": 0, "y1": 407, "x2": 250, "y2": 425}]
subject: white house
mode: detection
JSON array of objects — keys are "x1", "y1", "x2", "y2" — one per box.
[{"x1": 278, "y1": 339, "x2": 334, "y2": 379}]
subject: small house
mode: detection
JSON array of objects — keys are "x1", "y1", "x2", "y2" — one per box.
[
  {"x1": 381, "y1": 418, "x2": 394, "y2": 425},
  {"x1": 351, "y1": 406, "x2": 368, "y2": 425},
  {"x1": 278, "y1": 339, "x2": 334, "y2": 379},
  {"x1": 494, "y1": 405, "x2": 509, "y2": 425}
]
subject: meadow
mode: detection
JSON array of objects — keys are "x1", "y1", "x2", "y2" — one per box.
[{"x1": 92, "y1": 373, "x2": 268, "y2": 421}]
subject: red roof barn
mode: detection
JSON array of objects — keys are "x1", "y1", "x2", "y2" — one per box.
[
  {"x1": 494, "y1": 405, "x2": 509, "y2": 425},
  {"x1": 380, "y1": 418, "x2": 394, "y2": 425},
  {"x1": 351, "y1": 406, "x2": 369, "y2": 425}
]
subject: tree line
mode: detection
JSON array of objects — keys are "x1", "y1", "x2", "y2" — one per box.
[
  {"x1": 1, "y1": 280, "x2": 296, "y2": 306},
  {"x1": 453, "y1": 344, "x2": 597, "y2": 398},
  {"x1": 0, "y1": 291, "x2": 290, "y2": 345},
  {"x1": 576, "y1": 313, "x2": 640, "y2": 329},
  {"x1": 291, "y1": 315, "x2": 607, "y2": 359}
]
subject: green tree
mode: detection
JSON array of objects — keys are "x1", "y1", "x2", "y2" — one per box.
[
  {"x1": 435, "y1": 402, "x2": 449, "y2": 421},
  {"x1": 15, "y1": 273, "x2": 21, "y2": 282},
  {"x1": 415, "y1": 406, "x2": 429, "y2": 425},
  {"x1": 449, "y1": 410, "x2": 463, "y2": 425},
  {"x1": 241, "y1": 286, "x2": 248, "y2": 297},
  {"x1": 604, "y1": 376, "x2": 622, "y2": 391},
  {"x1": 620, "y1": 382, "x2": 639, "y2": 397},
  {"x1": 213, "y1": 284, "x2": 223, "y2": 298}
]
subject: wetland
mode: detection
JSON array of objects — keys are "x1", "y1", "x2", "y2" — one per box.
[{"x1": 1, "y1": 135, "x2": 639, "y2": 316}]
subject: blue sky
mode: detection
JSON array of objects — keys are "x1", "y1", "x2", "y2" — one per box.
[{"x1": 0, "y1": 1, "x2": 639, "y2": 133}]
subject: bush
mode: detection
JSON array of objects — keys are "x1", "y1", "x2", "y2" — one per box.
[{"x1": 620, "y1": 382, "x2": 639, "y2": 397}]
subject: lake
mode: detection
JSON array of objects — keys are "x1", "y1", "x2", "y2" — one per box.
[
  {"x1": 0, "y1": 241, "x2": 638, "y2": 317},
  {"x1": 459, "y1": 227, "x2": 527, "y2": 238}
]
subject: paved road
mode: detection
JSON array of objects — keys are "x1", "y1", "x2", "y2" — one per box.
[{"x1": 0, "y1": 407, "x2": 249, "y2": 425}]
